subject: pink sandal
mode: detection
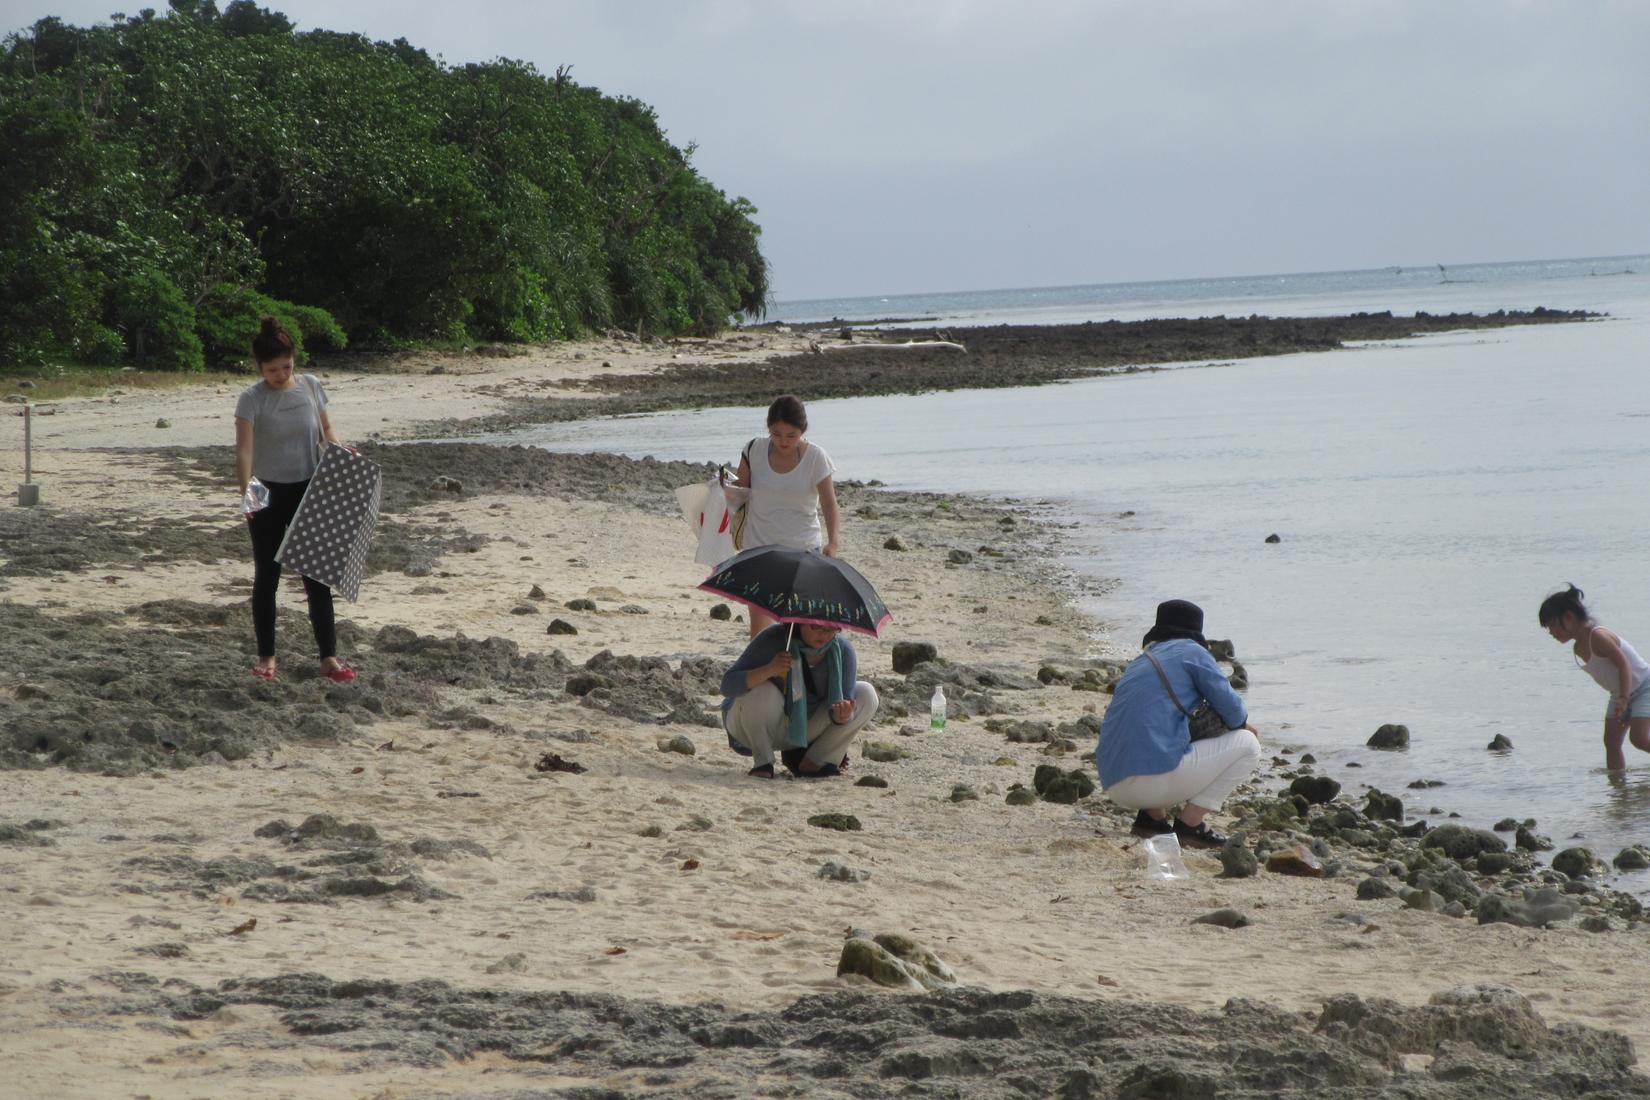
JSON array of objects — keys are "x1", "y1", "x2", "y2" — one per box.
[
  {"x1": 322, "y1": 666, "x2": 356, "y2": 683},
  {"x1": 251, "y1": 666, "x2": 277, "y2": 681}
]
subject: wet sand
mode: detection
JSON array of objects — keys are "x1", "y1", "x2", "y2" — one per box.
[{"x1": 4, "y1": 316, "x2": 1649, "y2": 1098}]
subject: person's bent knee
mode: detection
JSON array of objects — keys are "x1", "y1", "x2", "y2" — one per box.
[
  {"x1": 743, "y1": 681, "x2": 785, "y2": 716},
  {"x1": 1232, "y1": 728, "x2": 1261, "y2": 763},
  {"x1": 852, "y1": 681, "x2": 879, "y2": 723}
]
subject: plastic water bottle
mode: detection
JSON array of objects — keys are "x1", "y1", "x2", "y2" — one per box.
[{"x1": 930, "y1": 686, "x2": 946, "y2": 731}]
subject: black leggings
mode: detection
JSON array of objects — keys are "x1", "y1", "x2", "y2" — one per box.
[{"x1": 248, "y1": 479, "x2": 336, "y2": 660}]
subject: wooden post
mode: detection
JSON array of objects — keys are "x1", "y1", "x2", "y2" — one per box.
[{"x1": 17, "y1": 402, "x2": 39, "y2": 506}]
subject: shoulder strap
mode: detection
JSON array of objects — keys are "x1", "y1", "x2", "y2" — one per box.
[
  {"x1": 301, "y1": 375, "x2": 326, "y2": 459},
  {"x1": 744, "y1": 437, "x2": 760, "y2": 463},
  {"x1": 1141, "y1": 645, "x2": 1193, "y2": 717}
]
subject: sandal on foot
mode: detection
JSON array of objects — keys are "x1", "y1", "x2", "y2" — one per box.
[
  {"x1": 747, "y1": 763, "x2": 776, "y2": 779},
  {"x1": 779, "y1": 747, "x2": 806, "y2": 776},
  {"x1": 798, "y1": 763, "x2": 842, "y2": 779},
  {"x1": 251, "y1": 666, "x2": 277, "y2": 681},
  {"x1": 322, "y1": 665, "x2": 356, "y2": 683},
  {"x1": 1129, "y1": 809, "x2": 1174, "y2": 839},
  {"x1": 1174, "y1": 820, "x2": 1229, "y2": 849}
]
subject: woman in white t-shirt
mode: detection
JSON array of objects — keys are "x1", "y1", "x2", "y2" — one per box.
[{"x1": 733, "y1": 395, "x2": 843, "y2": 636}]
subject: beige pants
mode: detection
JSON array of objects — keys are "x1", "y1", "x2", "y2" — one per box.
[{"x1": 725, "y1": 680, "x2": 879, "y2": 769}]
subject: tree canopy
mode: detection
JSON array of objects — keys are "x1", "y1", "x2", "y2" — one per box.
[{"x1": 0, "y1": 1, "x2": 769, "y2": 369}]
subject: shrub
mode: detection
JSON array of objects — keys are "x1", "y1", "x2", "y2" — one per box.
[
  {"x1": 195, "y1": 284, "x2": 304, "y2": 368},
  {"x1": 284, "y1": 303, "x2": 348, "y2": 353},
  {"x1": 195, "y1": 287, "x2": 343, "y2": 367},
  {"x1": 109, "y1": 269, "x2": 205, "y2": 371}
]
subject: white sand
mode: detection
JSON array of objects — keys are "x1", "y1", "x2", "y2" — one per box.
[{"x1": 2, "y1": 340, "x2": 1647, "y2": 1097}]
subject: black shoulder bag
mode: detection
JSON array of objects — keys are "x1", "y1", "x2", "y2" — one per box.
[{"x1": 1142, "y1": 645, "x2": 1228, "y2": 741}]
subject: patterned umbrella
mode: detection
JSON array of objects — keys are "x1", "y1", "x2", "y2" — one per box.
[
  {"x1": 276, "y1": 443, "x2": 381, "y2": 603},
  {"x1": 699, "y1": 546, "x2": 891, "y2": 637}
]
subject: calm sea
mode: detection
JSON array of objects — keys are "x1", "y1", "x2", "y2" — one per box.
[{"x1": 484, "y1": 255, "x2": 1650, "y2": 887}]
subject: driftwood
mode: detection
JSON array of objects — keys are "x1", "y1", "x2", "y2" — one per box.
[{"x1": 815, "y1": 339, "x2": 967, "y2": 354}]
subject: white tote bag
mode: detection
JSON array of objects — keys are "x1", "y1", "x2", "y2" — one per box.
[{"x1": 673, "y1": 476, "x2": 737, "y2": 566}]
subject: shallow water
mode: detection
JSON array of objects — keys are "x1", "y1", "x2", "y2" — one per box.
[{"x1": 488, "y1": 260, "x2": 1650, "y2": 889}]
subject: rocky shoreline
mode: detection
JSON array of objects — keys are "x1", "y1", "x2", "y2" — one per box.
[
  {"x1": 4, "y1": 312, "x2": 1649, "y2": 1097},
  {"x1": 44, "y1": 971, "x2": 1650, "y2": 1098},
  {"x1": 399, "y1": 309, "x2": 1598, "y2": 436}
]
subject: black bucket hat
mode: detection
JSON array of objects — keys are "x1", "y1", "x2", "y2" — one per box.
[{"x1": 1141, "y1": 599, "x2": 1207, "y2": 648}]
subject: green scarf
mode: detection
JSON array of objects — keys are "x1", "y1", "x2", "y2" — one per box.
[{"x1": 786, "y1": 636, "x2": 843, "y2": 749}]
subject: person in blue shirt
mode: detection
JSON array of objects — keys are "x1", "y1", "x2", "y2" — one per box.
[
  {"x1": 721, "y1": 622, "x2": 879, "y2": 779},
  {"x1": 1096, "y1": 600, "x2": 1261, "y2": 849}
]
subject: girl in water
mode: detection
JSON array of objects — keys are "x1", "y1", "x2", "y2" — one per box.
[{"x1": 1540, "y1": 585, "x2": 1650, "y2": 771}]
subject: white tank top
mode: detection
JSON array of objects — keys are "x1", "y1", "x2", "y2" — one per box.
[{"x1": 1576, "y1": 626, "x2": 1650, "y2": 695}]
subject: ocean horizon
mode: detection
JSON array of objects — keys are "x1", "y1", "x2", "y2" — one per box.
[{"x1": 768, "y1": 253, "x2": 1647, "y2": 328}]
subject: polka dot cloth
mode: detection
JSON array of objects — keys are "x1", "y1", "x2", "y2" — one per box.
[{"x1": 275, "y1": 443, "x2": 382, "y2": 604}]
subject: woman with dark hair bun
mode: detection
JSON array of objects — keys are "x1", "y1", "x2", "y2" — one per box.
[
  {"x1": 233, "y1": 315, "x2": 355, "y2": 682},
  {"x1": 731, "y1": 394, "x2": 843, "y2": 636},
  {"x1": 1540, "y1": 584, "x2": 1650, "y2": 771}
]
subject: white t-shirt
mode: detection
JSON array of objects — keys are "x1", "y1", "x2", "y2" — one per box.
[{"x1": 744, "y1": 438, "x2": 835, "y2": 550}]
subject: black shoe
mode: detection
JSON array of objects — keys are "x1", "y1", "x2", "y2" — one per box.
[
  {"x1": 779, "y1": 747, "x2": 806, "y2": 776},
  {"x1": 1130, "y1": 810, "x2": 1174, "y2": 839},
  {"x1": 1174, "y1": 819, "x2": 1229, "y2": 849}
]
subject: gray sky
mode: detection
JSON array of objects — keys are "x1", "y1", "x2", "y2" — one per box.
[{"x1": 7, "y1": 0, "x2": 1649, "y2": 300}]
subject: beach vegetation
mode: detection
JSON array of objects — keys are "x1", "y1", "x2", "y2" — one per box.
[{"x1": 0, "y1": 5, "x2": 769, "y2": 373}]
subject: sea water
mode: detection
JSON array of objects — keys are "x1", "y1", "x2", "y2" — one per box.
[{"x1": 484, "y1": 256, "x2": 1650, "y2": 887}]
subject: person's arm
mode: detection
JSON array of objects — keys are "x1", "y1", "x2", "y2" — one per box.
[
  {"x1": 829, "y1": 639, "x2": 857, "y2": 722},
  {"x1": 720, "y1": 629, "x2": 790, "y2": 698},
  {"x1": 817, "y1": 476, "x2": 841, "y2": 557},
  {"x1": 320, "y1": 409, "x2": 343, "y2": 447},
  {"x1": 234, "y1": 416, "x2": 254, "y2": 495},
  {"x1": 1188, "y1": 647, "x2": 1248, "y2": 730},
  {"x1": 1591, "y1": 628, "x2": 1634, "y2": 720}
]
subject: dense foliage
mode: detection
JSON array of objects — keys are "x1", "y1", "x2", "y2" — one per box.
[{"x1": 0, "y1": 1, "x2": 769, "y2": 369}]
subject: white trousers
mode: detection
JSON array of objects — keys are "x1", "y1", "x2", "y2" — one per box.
[
  {"x1": 1103, "y1": 729, "x2": 1262, "y2": 812},
  {"x1": 725, "y1": 681, "x2": 879, "y2": 769}
]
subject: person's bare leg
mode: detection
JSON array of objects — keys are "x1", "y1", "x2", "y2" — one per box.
[
  {"x1": 1604, "y1": 717, "x2": 1628, "y2": 772},
  {"x1": 1178, "y1": 804, "x2": 1211, "y2": 827},
  {"x1": 1628, "y1": 716, "x2": 1650, "y2": 756}
]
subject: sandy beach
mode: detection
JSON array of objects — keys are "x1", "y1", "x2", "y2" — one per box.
[{"x1": 4, "y1": 323, "x2": 1649, "y2": 1098}]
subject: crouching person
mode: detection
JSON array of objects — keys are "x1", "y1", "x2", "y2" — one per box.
[
  {"x1": 721, "y1": 622, "x2": 878, "y2": 779},
  {"x1": 1097, "y1": 599, "x2": 1262, "y2": 849}
]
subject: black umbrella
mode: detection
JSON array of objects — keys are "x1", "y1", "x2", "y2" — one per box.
[{"x1": 698, "y1": 546, "x2": 891, "y2": 637}]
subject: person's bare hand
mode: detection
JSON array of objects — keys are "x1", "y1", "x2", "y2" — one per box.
[
  {"x1": 767, "y1": 653, "x2": 794, "y2": 678},
  {"x1": 830, "y1": 699, "x2": 854, "y2": 723}
]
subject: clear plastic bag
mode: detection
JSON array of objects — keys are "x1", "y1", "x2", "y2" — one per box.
[
  {"x1": 1143, "y1": 833, "x2": 1189, "y2": 880},
  {"x1": 241, "y1": 477, "x2": 270, "y2": 517}
]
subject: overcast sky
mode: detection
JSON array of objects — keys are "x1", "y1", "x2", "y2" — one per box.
[{"x1": 8, "y1": 0, "x2": 1648, "y2": 300}]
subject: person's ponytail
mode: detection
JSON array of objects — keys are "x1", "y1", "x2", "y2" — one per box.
[{"x1": 1538, "y1": 584, "x2": 1589, "y2": 627}]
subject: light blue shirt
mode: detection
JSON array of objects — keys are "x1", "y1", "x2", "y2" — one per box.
[{"x1": 1095, "y1": 638, "x2": 1247, "y2": 788}]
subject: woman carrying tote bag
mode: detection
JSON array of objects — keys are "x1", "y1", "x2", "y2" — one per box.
[
  {"x1": 731, "y1": 394, "x2": 842, "y2": 637},
  {"x1": 232, "y1": 315, "x2": 356, "y2": 683}
]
